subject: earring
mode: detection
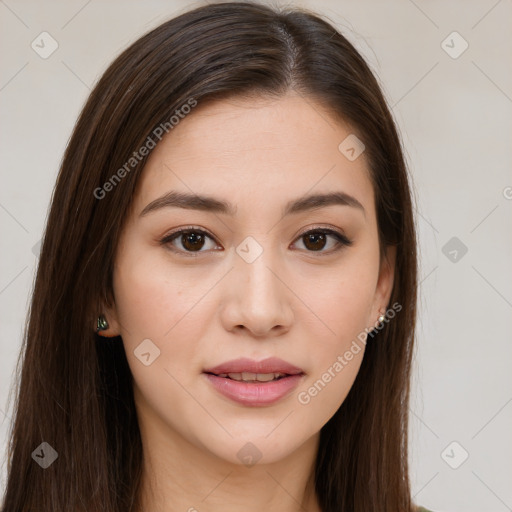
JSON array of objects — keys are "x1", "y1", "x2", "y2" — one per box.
[
  {"x1": 96, "y1": 314, "x2": 109, "y2": 332},
  {"x1": 368, "y1": 312, "x2": 386, "y2": 338}
]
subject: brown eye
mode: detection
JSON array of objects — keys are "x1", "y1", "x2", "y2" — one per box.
[
  {"x1": 179, "y1": 231, "x2": 206, "y2": 251},
  {"x1": 160, "y1": 228, "x2": 219, "y2": 255},
  {"x1": 303, "y1": 232, "x2": 328, "y2": 251},
  {"x1": 293, "y1": 229, "x2": 352, "y2": 254},
  {"x1": 160, "y1": 227, "x2": 352, "y2": 257}
]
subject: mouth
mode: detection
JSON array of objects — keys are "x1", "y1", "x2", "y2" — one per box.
[
  {"x1": 204, "y1": 371, "x2": 296, "y2": 382},
  {"x1": 202, "y1": 357, "x2": 305, "y2": 406}
]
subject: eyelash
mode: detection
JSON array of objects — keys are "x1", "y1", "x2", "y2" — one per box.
[{"x1": 159, "y1": 225, "x2": 353, "y2": 257}]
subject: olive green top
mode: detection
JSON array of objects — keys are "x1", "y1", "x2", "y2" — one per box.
[{"x1": 418, "y1": 507, "x2": 434, "y2": 512}]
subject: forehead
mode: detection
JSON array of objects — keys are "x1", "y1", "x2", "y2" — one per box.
[{"x1": 132, "y1": 92, "x2": 375, "y2": 221}]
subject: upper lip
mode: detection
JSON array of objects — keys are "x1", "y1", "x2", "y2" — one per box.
[{"x1": 203, "y1": 357, "x2": 304, "y2": 375}]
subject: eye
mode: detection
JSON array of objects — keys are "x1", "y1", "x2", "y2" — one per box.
[
  {"x1": 292, "y1": 227, "x2": 353, "y2": 255},
  {"x1": 160, "y1": 226, "x2": 220, "y2": 256},
  {"x1": 159, "y1": 226, "x2": 353, "y2": 256}
]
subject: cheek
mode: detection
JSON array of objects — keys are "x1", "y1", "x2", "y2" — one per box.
[
  {"x1": 112, "y1": 253, "x2": 208, "y2": 414},
  {"x1": 292, "y1": 254, "x2": 377, "y2": 417},
  {"x1": 297, "y1": 350, "x2": 364, "y2": 430},
  {"x1": 113, "y1": 250, "x2": 203, "y2": 340},
  {"x1": 296, "y1": 288, "x2": 368, "y2": 424},
  {"x1": 299, "y1": 255, "x2": 378, "y2": 346},
  {"x1": 112, "y1": 250, "x2": 216, "y2": 379}
]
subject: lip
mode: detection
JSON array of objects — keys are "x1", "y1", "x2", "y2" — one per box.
[
  {"x1": 203, "y1": 357, "x2": 305, "y2": 407},
  {"x1": 204, "y1": 373, "x2": 304, "y2": 406},
  {"x1": 203, "y1": 357, "x2": 304, "y2": 375}
]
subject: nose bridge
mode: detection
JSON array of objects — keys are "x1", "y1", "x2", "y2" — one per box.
[
  {"x1": 235, "y1": 234, "x2": 282, "y2": 301},
  {"x1": 223, "y1": 233, "x2": 293, "y2": 334}
]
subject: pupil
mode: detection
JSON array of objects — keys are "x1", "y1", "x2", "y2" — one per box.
[
  {"x1": 183, "y1": 232, "x2": 204, "y2": 251},
  {"x1": 304, "y1": 233, "x2": 326, "y2": 251}
]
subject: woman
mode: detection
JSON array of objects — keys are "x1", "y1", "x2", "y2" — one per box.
[{"x1": 1, "y1": 2, "x2": 431, "y2": 511}]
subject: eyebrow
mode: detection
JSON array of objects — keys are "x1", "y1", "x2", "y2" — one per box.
[{"x1": 139, "y1": 190, "x2": 365, "y2": 218}]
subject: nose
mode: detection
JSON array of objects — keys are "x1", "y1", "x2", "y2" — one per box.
[{"x1": 219, "y1": 244, "x2": 294, "y2": 338}]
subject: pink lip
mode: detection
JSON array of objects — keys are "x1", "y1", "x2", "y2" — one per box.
[
  {"x1": 203, "y1": 357, "x2": 304, "y2": 375},
  {"x1": 204, "y1": 373, "x2": 304, "y2": 406},
  {"x1": 203, "y1": 357, "x2": 305, "y2": 407}
]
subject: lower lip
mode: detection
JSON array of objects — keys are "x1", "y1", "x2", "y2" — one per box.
[{"x1": 204, "y1": 373, "x2": 304, "y2": 406}]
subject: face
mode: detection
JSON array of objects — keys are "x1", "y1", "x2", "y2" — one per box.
[{"x1": 106, "y1": 92, "x2": 395, "y2": 466}]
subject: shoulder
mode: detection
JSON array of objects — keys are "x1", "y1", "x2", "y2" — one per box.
[{"x1": 417, "y1": 507, "x2": 436, "y2": 512}]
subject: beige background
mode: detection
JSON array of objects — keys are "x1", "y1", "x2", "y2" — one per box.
[{"x1": 1, "y1": 1, "x2": 511, "y2": 510}]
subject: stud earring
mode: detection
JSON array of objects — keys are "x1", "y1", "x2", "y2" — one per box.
[
  {"x1": 96, "y1": 314, "x2": 109, "y2": 333},
  {"x1": 368, "y1": 311, "x2": 387, "y2": 339}
]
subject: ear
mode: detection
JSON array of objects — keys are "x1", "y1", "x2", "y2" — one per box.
[{"x1": 371, "y1": 244, "x2": 396, "y2": 322}]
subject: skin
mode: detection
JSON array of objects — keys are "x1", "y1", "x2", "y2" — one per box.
[{"x1": 100, "y1": 92, "x2": 395, "y2": 512}]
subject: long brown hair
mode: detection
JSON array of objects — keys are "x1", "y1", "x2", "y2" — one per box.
[{"x1": 1, "y1": 2, "x2": 418, "y2": 510}]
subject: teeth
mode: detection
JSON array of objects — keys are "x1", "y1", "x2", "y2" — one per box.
[{"x1": 217, "y1": 372, "x2": 287, "y2": 382}]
